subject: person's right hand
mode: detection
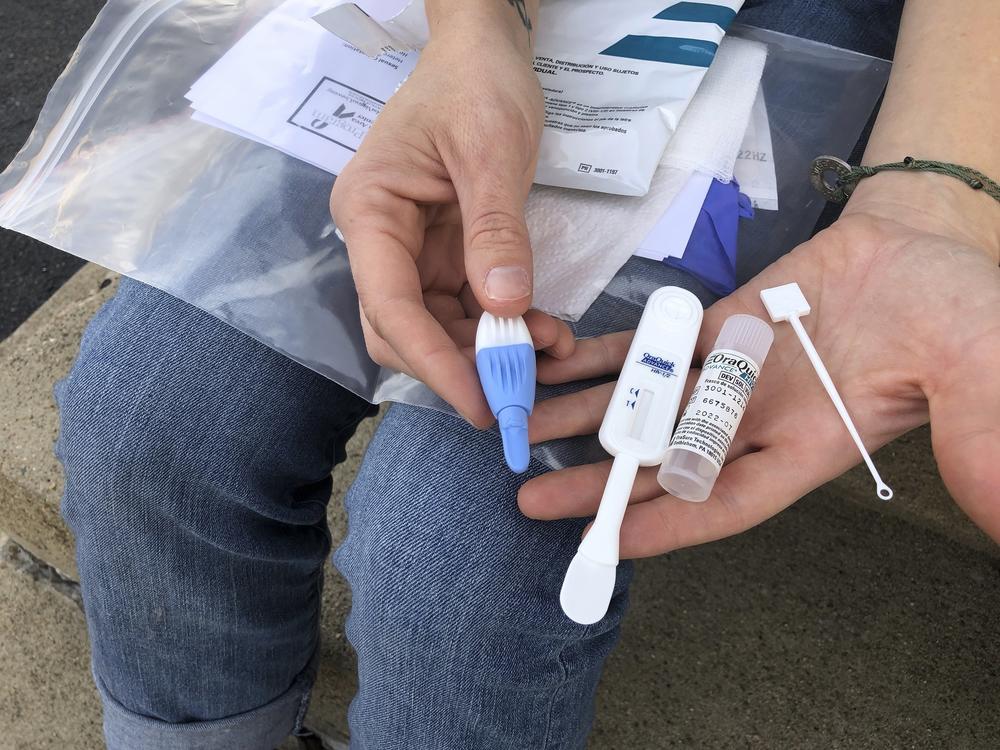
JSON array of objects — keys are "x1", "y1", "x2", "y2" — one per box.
[{"x1": 331, "y1": 12, "x2": 572, "y2": 426}]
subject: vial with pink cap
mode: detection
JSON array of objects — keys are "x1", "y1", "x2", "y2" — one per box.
[{"x1": 658, "y1": 314, "x2": 774, "y2": 502}]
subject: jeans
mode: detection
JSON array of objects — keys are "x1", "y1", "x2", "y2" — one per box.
[
  {"x1": 56, "y1": 3, "x2": 903, "y2": 747},
  {"x1": 58, "y1": 262, "x2": 710, "y2": 750}
]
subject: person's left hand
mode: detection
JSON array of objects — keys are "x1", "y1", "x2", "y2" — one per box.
[{"x1": 518, "y1": 200, "x2": 1000, "y2": 557}]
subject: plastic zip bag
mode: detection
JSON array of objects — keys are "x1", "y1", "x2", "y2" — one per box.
[{"x1": 0, "y1": 0, "x2": 890, "y2": 412}]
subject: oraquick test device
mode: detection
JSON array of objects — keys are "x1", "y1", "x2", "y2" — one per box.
[{"x1": 560, "y1": 287, "x2": 703, "y2": 624}]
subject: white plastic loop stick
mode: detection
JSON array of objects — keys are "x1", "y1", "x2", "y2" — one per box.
[
  {"x1": 760, "y1": 283, "x2": 894, "y2": 502},
  {"x1": 560, "y1": 287, "x2": 703, "y2": 625}
]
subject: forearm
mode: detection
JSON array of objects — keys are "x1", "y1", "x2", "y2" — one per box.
[
  {"x1": 849, "y1": 0, "x2": 1000, "y2": 260},
  {"x1": 425, "y1": 0, "x2": 540, "y2": 55}
]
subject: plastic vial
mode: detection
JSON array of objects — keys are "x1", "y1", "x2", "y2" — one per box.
[{"x1": 658, "y1": 314, "x2": 774, "y2": 502}]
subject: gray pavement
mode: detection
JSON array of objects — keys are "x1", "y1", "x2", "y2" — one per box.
[
  {"x1": 0, "y1": 0, "x2": 102, "y2": 340},
  {"x1": 0, "y1": 537, "x2": 103, "y2": 749},
  {"x1": 594, "y1": 481, "x2": 1000, "y2": 748}
]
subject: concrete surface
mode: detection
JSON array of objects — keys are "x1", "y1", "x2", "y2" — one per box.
[
  {"x1": 0, "y1": 536, "x2": 103, "y2": 750},
  {"x1": 829, "y1": 437, "x2": 996, "y2": 557},
  {"x1": 593, "y1": 491, "x2": 1000, "y2": 749},
  {"x1": 0, "y1": 264, "x2": 997, "y2": 749},
  {"x1": 0, "y1": 264, "x2": 119, "y2": 577}
]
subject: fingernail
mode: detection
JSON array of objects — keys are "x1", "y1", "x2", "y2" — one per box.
[{"x1": 485, "y1": 266, "x2": 531, "y2": 301}]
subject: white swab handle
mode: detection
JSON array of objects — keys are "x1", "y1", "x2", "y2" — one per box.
[
  {"x1": 787, "y1": 315, "x2": 893, "y2": 501},
  {"x1": 760, "y1": 282, "x2": 893, "y2": 502},
  {"x1": 578, "y1": 454, "x2": 640, "y2": 565}
]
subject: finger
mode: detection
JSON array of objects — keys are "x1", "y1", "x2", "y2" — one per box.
[
  {"x1": 523, "y1": 309, "x2": 576, "y2": 358},
  {"x1": 443, "y1": 325, "x2": 506, "y2": 366},
  {"x1": 446, "y1": 312, "x2": 575, "y2": 359},
  {"x1": 338, "y1": 193, "x2": 491, "y2": 426},
  {"x1": 443, "y1": 318, "x2": 479, "y2": 350},
  {"x1": 365, "y1": 307, "x2": 484, "y2": 390},
  {"x1": 528, "y1": 383, "x2": 616, "y2": 444},
  {"x1": 519, "y1": 463, "x2": 662, "y2": 520},
  {"x1": 453, "y1": 166, "x2": 534, "y2": 318},
  {"x1": 617, "y1": 447, "x2": 828, "y2": 559},
  {"x1": 537, "y1": 331, "x2": 635, "y2": 384},
  {"x1": 458, "y1": 284, "x2": 484, "y2": 319},
  {"x1": 928, "y1": 356, "x2": 1000, "y2": 542},
  {"x1": 458, "y1": 345, "x2": 478, "y2": 366},
  {"x1": 424, "y1": 292, "x2": 468, "y2": 328},
  {"x1": 428, "y1": 294, "x2": 479, "y2": 349},
  {"x1": 359, "y1": 307, "x2": 412, "y2": 375}
]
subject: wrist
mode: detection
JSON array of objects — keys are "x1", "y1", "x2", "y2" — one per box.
[
  {"x1": 844, "y1": 171, "x2": 1000, "y2": 263},
  {"x1": 425, "y1": 0, "x2": 537, "y2": 57}
]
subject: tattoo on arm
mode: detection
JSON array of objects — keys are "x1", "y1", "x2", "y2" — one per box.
[{"x1": 507, "y1": 0, "x2": 533, "y2": 34}]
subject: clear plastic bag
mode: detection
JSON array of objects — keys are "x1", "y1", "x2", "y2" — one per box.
[{"x1": 0, "y1": 0, "x2": 890, "y2": 411}]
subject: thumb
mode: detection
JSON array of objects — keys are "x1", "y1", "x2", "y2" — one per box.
[
  {"x1": 456, "y1": 171, "x2": 534, "y2": 318},
  {"x1": 928, "y1": 352, "x2": 1000, "y2": 543}
]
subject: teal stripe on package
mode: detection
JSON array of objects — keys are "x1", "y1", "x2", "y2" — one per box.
[
  {"x1": 600, "y1": 36, "x2": 718, "y2": 67},
  {"x1": 654, "y1": 2, "x2": 737, "y2": 29}
]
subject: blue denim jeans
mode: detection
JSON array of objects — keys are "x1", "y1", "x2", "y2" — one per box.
[
  {"x1": 56, "y1": 3, "x2": 902, "y2": 747},
  {"x1": 58, "y1": 262, "x2": 710, "y2": 750}
]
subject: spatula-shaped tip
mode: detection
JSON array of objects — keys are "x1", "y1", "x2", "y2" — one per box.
[{"x1": 560, "y1": 552, "x2": 617, "y2": 625}]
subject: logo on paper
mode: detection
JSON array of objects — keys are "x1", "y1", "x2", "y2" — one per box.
[
  {"x1": 598, "y1": 4, "x2": 731, "y2": 68},
  {"x1": 310, "y1": 106, "x2": 354, "y2": 131},
  {"x1": 288, "y1": 77, "x2": 384, "y2": 153}
]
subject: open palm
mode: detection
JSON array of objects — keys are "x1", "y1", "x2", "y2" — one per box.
[{"x1": 520, "y1": 209, "x2": 1000, "y2": 556}]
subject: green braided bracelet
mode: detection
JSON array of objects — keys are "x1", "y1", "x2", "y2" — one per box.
[{"x1": 810, "y1": 155, "x2": 1000, "y2": 205}]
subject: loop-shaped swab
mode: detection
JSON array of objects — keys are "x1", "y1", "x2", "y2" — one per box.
[{"x1": 760, "y1": 282, "x2": 893, "y2": 502}]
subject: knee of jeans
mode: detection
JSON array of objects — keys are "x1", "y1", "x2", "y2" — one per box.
[
  {"x1": 56, "y1": 359, "x2": 204, "y2": 550},
  {"x1": 335, "y1": 405, "x2": 633, "y2": 680},
  {"x1": 55, "y1": 281, "x2": 354, "y2": 556}
]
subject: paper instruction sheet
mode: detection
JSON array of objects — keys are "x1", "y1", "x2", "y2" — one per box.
[
  {"x1": 188, "y1": 0, "x2": 754, "y2": 195},
  {"x1": 634, "y1": 171, "x2": 714, "y2": 262},
  {"x1": 187, "y1": 0, "x2": 416, "y2": 176}
]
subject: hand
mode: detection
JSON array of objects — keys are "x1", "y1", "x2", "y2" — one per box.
[
  {"x1": 519, "y1": 195, "x2": 1000, "y2": 556},
  {"x1": 331, "y1": 22, "x2": 570, "y2": 426}
]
